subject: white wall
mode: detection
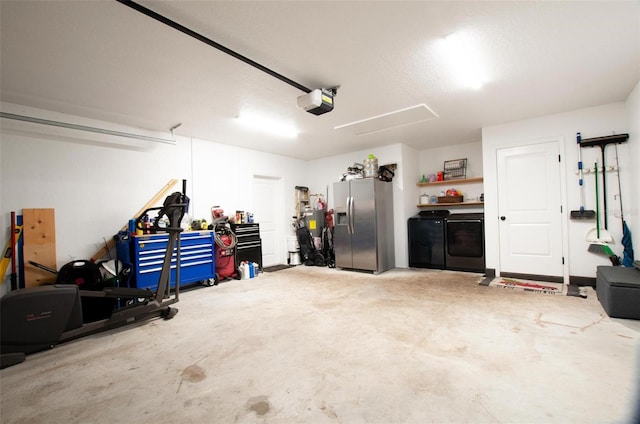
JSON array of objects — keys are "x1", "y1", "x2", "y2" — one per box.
[
  {"x1": 418, "y1": 141, "x2": 483, "y2": 182},
  {"x1": 482, "y1": 102, "x2": 630, "y2": 279},
  {"x1": 1, "y1": 105, "x2": 190, "y2": 263},
  {"x1": 189, "y1": 137, "x2": 308, "y2": 230},
  {"x1": 0, "y1": 103, "x2": 307, "y2": 294},
  {"x1": 625, "y1": 80, "x2": 640, "y2": 262}
]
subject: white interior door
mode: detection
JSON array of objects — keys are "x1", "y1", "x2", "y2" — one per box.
[
  {"x1": 252, "y1": 175, "x2": 284, "y2": 267},
  {"x1": 497, "y1": 141, "x2": 564, "y2": 277}
]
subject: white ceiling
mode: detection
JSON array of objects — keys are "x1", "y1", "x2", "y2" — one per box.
[{"x1": 1, "y1": 1, "x2": 639, "y2": 160}]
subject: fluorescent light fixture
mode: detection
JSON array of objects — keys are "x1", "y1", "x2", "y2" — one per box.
[
  {"x1": 237, "y1": 110, "x2": 298, "y2": 139},
  {"x1": 440, "y1": 31, "x2": 488, "y2": 90}
]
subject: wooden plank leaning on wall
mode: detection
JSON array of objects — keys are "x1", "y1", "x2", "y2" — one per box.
[{"x1": 22, "y1": 208, "x2": 56, "y2": 287}]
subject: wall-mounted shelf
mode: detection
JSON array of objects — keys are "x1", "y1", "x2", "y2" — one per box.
[
  {"x1": 579, "y1": 133, "x2": 629, "y2": 148},
  {"x1": 417, "y1": 176, "x2": 483, "y2": 187},
  {"x1": 417, "y1": 202, "x2": 484, "y2": 207},
  {"x1": 417, "y1": 176, "x2": 484, "y2": 208}
]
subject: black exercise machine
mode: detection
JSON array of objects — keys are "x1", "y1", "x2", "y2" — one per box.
[{"x1": 1, "y1": 183, "x2": 189, "y2": 369}]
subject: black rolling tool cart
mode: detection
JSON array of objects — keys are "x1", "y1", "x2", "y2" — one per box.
[{"x1": 232, "y1": 223, "x2": 263, "y2": 270}]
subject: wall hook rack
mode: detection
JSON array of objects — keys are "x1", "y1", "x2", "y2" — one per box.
[{"x1": 579, "y1": 133, "x2": 629, "y2": 230}]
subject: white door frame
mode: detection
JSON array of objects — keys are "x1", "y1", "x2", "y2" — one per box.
[{"x1": 495, "y1": 136, "x2": 569, "y2": 285}]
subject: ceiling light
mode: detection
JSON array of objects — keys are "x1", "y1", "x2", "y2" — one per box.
[
  {"x1": 439, "y1": 31, "x2": 488, "y2": 90},
  {"x1": 237, "y1": 111, "x2": 298, "y2": 139}
]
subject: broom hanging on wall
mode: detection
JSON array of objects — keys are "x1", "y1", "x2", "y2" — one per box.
[{"x1": 587, "y1": 161, "x2": 620, "y2": 265}]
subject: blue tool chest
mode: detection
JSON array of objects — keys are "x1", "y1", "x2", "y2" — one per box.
[{"x1": 130, "y1": 231, "x2": 216, "y2": 290}]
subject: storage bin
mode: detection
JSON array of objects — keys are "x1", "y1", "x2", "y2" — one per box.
[{"x1": 596, "y1": 266, "x2": 640, "y2": 320}]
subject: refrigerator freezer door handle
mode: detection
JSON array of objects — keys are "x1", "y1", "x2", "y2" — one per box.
[
  {"x1": 345, "y1": 196, "x2": 350, "y2": 234},
  {"x1": 348, "y1": 196, "x2": 355, "y2": 234},
  {"x1": 346, "y1": 197, "x2": 350, "y2": 234}
]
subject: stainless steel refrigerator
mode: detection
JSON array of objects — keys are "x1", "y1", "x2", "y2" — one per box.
[{"x1": 333, "y1": 178, "x2": 395, "y2": 273}]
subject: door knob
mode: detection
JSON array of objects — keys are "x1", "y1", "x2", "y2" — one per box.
[{"x1": 500, "y1": 216, "x2": 506, "y2": 221}]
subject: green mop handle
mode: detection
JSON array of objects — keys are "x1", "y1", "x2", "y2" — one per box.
[{"x1": 595, "y1": 162, "x2": 600, "y2": 239}]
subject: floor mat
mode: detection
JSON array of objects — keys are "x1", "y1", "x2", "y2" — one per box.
[
  {"x1": 488, "y1": 277, "x2": 565, "y2": 295},
  {"x1": 262, "y1": 264, "x2": 295, "y2": 273}
]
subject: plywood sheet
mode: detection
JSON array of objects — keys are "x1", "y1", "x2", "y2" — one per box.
[{"x1": 22, "y1": 208, "x2": 57, "y2": 287}]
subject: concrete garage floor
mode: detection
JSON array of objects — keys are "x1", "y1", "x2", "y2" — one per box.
[{"x1": 1, "y1": 266, "x2": 639, "y2": 424}]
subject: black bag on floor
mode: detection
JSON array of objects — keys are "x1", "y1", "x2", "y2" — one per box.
[
  {"x1": 313, "y1": 251, "x2": 326, "y2": 267},
  {"x1": 296, "y1": 227, "x2": 316, "y2": 266}
]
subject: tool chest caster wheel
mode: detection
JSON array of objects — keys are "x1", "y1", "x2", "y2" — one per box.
[{"x1": 203, "y1": 277, "x2": 218, "y2": 287}]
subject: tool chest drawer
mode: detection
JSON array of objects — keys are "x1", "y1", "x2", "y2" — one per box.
[{"x1": 132, "y1": 231, "x2": 216, "y2": 290}]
